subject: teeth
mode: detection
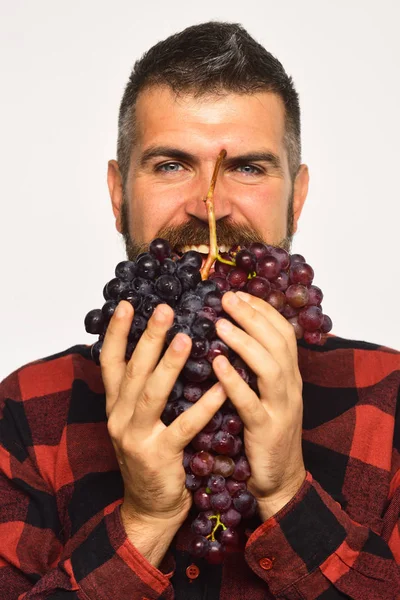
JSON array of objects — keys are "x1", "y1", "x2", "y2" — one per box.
[{"x1": 176, "y1": 244, "x2": 230, "y2": 254}]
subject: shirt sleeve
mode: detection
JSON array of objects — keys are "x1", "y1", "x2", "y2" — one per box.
[
  {"x1": 0, "y1": 372, "x2": 175, "y2": 600},
  {"x1": 244, "y1": 470, "x2": 400, "y2": 599}
]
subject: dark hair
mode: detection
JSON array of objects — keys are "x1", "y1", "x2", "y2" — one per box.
[{"x1": 117, "y1": 21, "x2": 301, "y2": 186}]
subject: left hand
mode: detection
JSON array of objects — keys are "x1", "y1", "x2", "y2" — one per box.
[{"x1": 212, "y1": 290, "x2": 307, "y2": 520}]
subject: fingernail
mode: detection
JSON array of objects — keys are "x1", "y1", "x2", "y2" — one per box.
[
  {"x1": 172, "y1": 333, "x2": 189, "y2": 351},
  {"x1": 217, "y1": 319, "x2": 233, "y2": 333},
  {"x1": 226, "y1": 292, "x2": 239, "y2": 306},
  {"x1": 153, "y1": 304, "x2": 169, "y2": 322},
  {"x1": 115, "y1": 301, "x2": 127, "y2": 318}
]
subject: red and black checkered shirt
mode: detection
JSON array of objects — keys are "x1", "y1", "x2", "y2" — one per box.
[{"x1": 0, "y1": 334, "x2": 399, "y2": 599}]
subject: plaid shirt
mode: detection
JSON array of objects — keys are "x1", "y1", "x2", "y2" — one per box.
[{"x1": 0, "y1": 335, "x2": 399, "y2": 600}]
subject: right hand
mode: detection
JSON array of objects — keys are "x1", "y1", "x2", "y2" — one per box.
[{"x1": 100, "y1": 300, "x2": 227, "y2": 528}]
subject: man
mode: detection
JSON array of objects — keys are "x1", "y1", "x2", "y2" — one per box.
[{"x1": 0, "y1": 21, "x2": 399, "y2": 600}]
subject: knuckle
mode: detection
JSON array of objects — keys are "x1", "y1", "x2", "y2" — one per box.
[
  {"x1": 177, "y1": 416, "x2": 194, "y2": 439},
  {"x1": 125, "y1": 359, "x2": 141, "y2": 381},
  {"x1": 107, "y1": 416, "x2": 120, "y2": 440}
]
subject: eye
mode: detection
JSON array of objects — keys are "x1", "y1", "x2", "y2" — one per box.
[
  {"x1": 156, "y1": 162, "x2": 185, "y2": 173},
  {"x1": 234, "y1": 164, "x2": 264, "y2": 175}
]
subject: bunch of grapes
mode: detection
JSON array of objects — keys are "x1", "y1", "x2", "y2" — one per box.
[{"x1": 84, "y1": 237, "x2": 332, "y2": 564}]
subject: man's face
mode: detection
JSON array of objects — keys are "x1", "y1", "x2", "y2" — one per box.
[{"x1": 108, "y1": 86, "x2": 309, "y2": 259}]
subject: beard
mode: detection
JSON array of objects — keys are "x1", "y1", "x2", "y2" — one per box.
[{"x1": 120, "y1": 189, "x2": 294, "y2": 261}]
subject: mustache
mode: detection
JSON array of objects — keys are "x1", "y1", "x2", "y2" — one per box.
[{"x1": 156, "y1": 217, "x2": 266, "y2": 250}]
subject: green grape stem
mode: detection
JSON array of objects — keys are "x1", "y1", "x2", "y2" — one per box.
[{"x1": 206, "y1": 512, "x2": 227, "y2": 541}]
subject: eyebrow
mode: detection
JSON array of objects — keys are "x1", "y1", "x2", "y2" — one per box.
[{"x1": 139, "y1": 145, "x2": 283, "y2": 172}]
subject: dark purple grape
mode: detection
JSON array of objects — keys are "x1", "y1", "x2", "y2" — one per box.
[
  {"x1": 155, "y1": 275, "x2": 182, "y2": 302},
  {"x1": 210, "y1": 275, "x2": 231, "y2": 292},
  {"x1": 188, "y1": 535, "x2": 209, "y2": 558},
  {"x1": 196, "y1": 279, "x2": 218, "y2": 299},
  {"x1": 214, "y1": 254, "x2": 233, "y2": 275},
  {"x1": 210, "y1": 489, "x2": 232, "y2": 512},
  {"x1": 246, "y1": 276, "x2": 271, "y2": 299},
  {"x1": 115, "y1": 260, "x2": 136, "y2": 281},
  {"x1": 248, "y1": 242, "x2": 268, "y2": 260},
  {"x1": 180, "y1": 293, "x2": 203, "y2": 312},
  {"x1": 290, "y1": 253, "x2": 306, "y2": 265},
  {"x1": 106, "y1": 278, "x2": 131, "y2": 300},
  {"x1": 228, "y1": 436, "x2": 243, "y2": 457},
  {"x1": 287, "y1": 316, "x2": 304, "y2": 340},
  {"x1": 168, "y1": 379, "x2": 184, "y2": 402},
  {"x1": 174, "y1": 307, "x2": 196, "y2": 327},
  {"x1": 204, "y1": 292, "x2": 222, "y2": 314},
  {"x1": 193, "y1": 487, "x2": 212, "y2": 510},
  {"x1": 183, "y1": 358, "x2": 212, "y2": 383},
  {"x1": 282, "y1": 304, "x2": 299, "y2": 318},
  {"x1": 221, "y1": 507, "x2": 242, "y2": 527},
  {"x1": 240, "y1": 495, "x2": 258, "y2": 518},
  {"x1": 221, "y1": 414, "x2": 243, "y2": 435},
  {"x1": 227, "y1": 268, "x2": 248, "y2": 289},
  {"x1": 211, "y1": 431, "x2": 235, "y2": 455},
  {"x1": 225, "y1": 479, "x2": 246, "y2": 498},
  {"x1": 234, "y1": 367, "x2": 250, "y2": 383},
  {"x1": 290, "y1": 262, "x2": 314, "y2": 286},
  {"x1": 298, "y1": 306, "x2": 324, "y2": 331},
  {"x1": 177, "y1": 265, "x2": 202, "y2": 291},
  {"x1": 120, "y1": 289, "x2": 142, "y2": 310},
  {"x1": 85, "y1": 309, "x2": 105, "y2": 334},
  {"x1": 149, "y1": 238, "x2": 171, "y2": 262},
  {"x1": 202, "y1": 410, "x2": 223, "y2": 433},
  {"x1": 198, "y1": 307, "x2": 217, "y2": 322},
  {"x1": 132, "y1": 277, "x2": 155, "y2": 295},
  {"x1": 159, "y1": 258, "x2": 177, "y2": 275},
  {"x1": 135, "y1": 253, "x2": 160, "y2": 279},
  {"x1": 192, "y1": 431, "x2": 213, "y2": 451},
  {"x1": 266, "y1": 290, "x2": 286, "y2": 312},
  {"x1": 285, "y1": 284, "x2": 309, "y2": 308},
  {"x1": 178, "y1": 251, "x2": 203, "y2": 270},
  {"x1": 161, "y1": 401, "x2": 176, "y2": 425},
  {"x1": 171, "y1": 399, "x2": 193, "y2": 418},
  {"x1": 307, "y1": 285, "x2": 323, "y2": 306},
  {"x1": 321, "y1": 314, "x2": 333, "y2": 333},
  {"x1": 183, "y1": 447, "x2": 194, "y2": 472},
  {"x1": 185, "y1": 472, "x2": 203, "y2": 491},
  {"x1": 191, "y1": 317, "x2": 216, "y2": 340},
  {"x1": 271, "y1": 271, "x2": 289, "y2": 292},
  {"x1": 128, "y1": 314, "x2": 147, "y2": 343},
  {"x1": 218, "y1": 527, "x2": 239, "y2": 548},
  {"x1": 212, "y1": 455, "x2": 235, "y2": 477},
  {"x1": 235, "y1": 249, "x2": 257, "y2": 273},
  {"x1": 207, "y1": 474, "x2": 226, "y2": 493},
  {"x1": 206, "y1": 339, "x2": 229, "y2": 363},
  {"x1": 303, "y1": 330, "x2": 323, "y2": 345},
  {"x1": 190, "y1": 336, "x2": 210, "y2": 359},
  {"x1": 166, "y1": 324, "x2": 192, "y2": 345},
  {"x1": 90, "y1": 340, "x2": 103, "y2": 365},
  {"x1": 101, "y1": 300, "x2": 117, "y2": 322},
  {"x1": 103, "y1": 283, "x2": 111, "y2": 301},
  {"x1": 183, "y1": 382, "x2": 204, "y2": 403},
  {"x1": 125, "y1": 342, "x2": 135, "y2": 362},
  {"x1": 191, "y1": 514, "x2": 213, "y2": 536},
  {"x1": 268, "y1": 247, "x2": 290, "y2": 271},
  {"x1": 190, "y1": 451, "x2": 215, "y2": 477},
  {"x1": 232, "y1": 456, "x2": 251, "y2": 481},
  {"x1": 206, "y1": 540, "x2": 224, "y2": 565},
  {"x1": 140, "y1": 294, "x2": 162, "y2": 318},
  {"x1": 257, "y1": 255, "x2": 280, "y2": 280},
  {"x1": 233, "y1": 490, "x2": 256, "y2": 515}
]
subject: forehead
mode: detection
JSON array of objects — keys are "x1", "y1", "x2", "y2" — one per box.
[{"x1": 133, "y1": 85, "x2": 287, "y2": 161}]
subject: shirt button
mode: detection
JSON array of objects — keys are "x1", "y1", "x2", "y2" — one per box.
[
  {"x1": 186, "y1": 563, "x2": 200, "y2": 580},
  {"x1": 259, "y1": 557, "x2": 274, "y2": 570}
]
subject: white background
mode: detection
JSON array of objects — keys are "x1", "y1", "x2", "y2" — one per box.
[{"x1": 1, "y1": 0, "x2": 399, "y2": 381}]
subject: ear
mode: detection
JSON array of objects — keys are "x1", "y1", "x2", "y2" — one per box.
[
  {"x1": 107, "y1": 160, "x2": 124, "y2": 233},
  {"x1": 292, "y1": 164, "x2": 309, "y2": 234}
]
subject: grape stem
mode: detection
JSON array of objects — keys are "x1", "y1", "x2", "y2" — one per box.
[
  {"x1": 206, "y1": 512, "x2": 227, "y2": 541},
  {"x1": 200, "y1": 149, "x2": 235, "y2": 279}
]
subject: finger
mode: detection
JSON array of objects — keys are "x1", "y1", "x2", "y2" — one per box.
[
  {"x1": 113, "y1": 303, "x2": 175, "y2": 421},
  {"x1": 130, "y1": 332, "x2": 193, "y2": 431},
  {"x1": 221, "y1": 291, "x2": 297, "y2": 368},
  {"x1": 165, "y1": 382, "x2": 227, "y2": 453},
  {"x1": 100, "y1": 300, "x2": 134, "y2": 416},
  {"x1": 212, "y1": 356, "x2": 267, "y2": 429}
]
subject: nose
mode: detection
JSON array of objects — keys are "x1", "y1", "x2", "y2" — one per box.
[{"x1": 184, "y1": 171, "x2": 232, "y2": 224}]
